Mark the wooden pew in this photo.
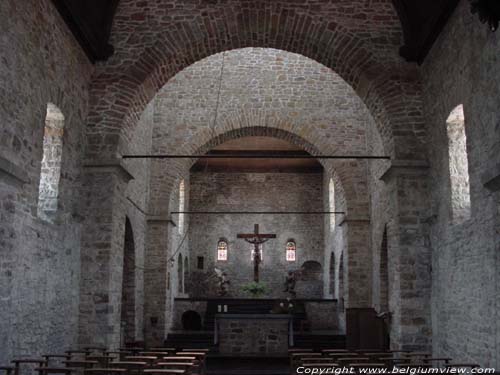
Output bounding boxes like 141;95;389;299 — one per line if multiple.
422;357;452;365
84;369;127;375
62;360;99;369
12;359;48;375
109;361;148;374
143;370;185;375
154;363;194;375
124;357;158;366
446;364;481;369
34;368;76;375
0;367;15;375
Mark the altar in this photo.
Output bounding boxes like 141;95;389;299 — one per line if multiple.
214;313;293;355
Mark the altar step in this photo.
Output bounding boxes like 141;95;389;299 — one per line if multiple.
164;331;214;350
203;299;307;331
293;332;346;351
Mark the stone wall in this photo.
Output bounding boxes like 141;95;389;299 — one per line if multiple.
421;0;500;367
0;0;93;363
187;172;324;299
218;316;290;355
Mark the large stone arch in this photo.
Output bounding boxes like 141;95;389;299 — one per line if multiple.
86;1;425;161
148;124;366;220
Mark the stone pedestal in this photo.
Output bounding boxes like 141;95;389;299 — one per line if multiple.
215;314;291;355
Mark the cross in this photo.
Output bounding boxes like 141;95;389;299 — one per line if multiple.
237;224;276;283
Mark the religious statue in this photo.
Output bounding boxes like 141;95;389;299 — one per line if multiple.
283;268;303;298
214;267;230;297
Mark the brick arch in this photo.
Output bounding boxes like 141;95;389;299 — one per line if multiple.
149;124;368;219
87;5;425;161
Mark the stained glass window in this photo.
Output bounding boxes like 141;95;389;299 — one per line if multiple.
217;240;228;261
286;240;296;262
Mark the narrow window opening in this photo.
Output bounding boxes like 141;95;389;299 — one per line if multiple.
38;103;65;221
197;256;204;270
329;178;336;231
446;104;471;223
178;179;185;233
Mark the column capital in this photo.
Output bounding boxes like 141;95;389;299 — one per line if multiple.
83;158;134;182
380;159;429;182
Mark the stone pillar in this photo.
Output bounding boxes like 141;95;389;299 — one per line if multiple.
483;169;500;369
0;156;29;364
143;217;172;346
381;160;432;351
339;219;371;308
78;160;133;348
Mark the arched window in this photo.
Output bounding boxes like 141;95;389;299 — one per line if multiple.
329;178;336;231
446;104;471;223
121;217;136;342
286;240;296;262
329;252;335;295
178;179;185;233
178;254;183;294
379;226;389;312
38;103;64;221
217;239;228;261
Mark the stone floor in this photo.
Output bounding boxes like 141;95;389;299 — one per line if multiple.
206;356;289;375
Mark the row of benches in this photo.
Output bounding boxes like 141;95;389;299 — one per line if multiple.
0;347;210;375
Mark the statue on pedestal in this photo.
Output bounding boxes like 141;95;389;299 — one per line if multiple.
214;267;230;297
283;268;303;298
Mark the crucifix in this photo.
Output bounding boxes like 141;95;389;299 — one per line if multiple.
237;224;276;283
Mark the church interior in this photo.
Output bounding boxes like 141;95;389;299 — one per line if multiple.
1;0;499;374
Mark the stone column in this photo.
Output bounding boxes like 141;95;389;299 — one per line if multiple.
339;219;371;308
143;217;173;346
381;160;432;351
78;160;133;348
483;169;500;369
0;156;29;364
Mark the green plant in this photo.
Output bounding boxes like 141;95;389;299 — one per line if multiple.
241;282;268;298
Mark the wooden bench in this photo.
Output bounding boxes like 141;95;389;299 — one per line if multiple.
34;367;77;375
12;359;48;375
124;357;158;365
422;357;452;365
109;361;148;373
338;357;371;366
446;364;481;369
62;361;99;369
0;367;15;375
155;362;194;375
84;369;127;375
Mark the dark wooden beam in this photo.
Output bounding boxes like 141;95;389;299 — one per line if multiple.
51;0;119;63
392;0;460;64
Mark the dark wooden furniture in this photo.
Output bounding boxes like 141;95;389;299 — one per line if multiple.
346;308;389;350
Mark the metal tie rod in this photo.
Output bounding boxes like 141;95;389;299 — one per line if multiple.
171;211;346;215
122;154;390;160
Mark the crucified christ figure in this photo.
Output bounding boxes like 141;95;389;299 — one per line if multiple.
237;224;276;283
